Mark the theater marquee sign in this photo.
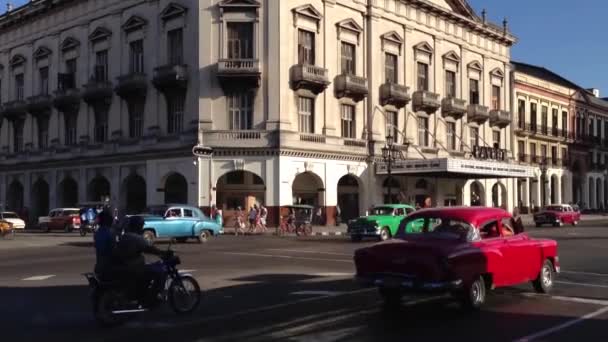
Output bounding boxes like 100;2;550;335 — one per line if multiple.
376;157;535;179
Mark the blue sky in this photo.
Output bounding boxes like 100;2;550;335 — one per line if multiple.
468;0;608;95
5;0;606;94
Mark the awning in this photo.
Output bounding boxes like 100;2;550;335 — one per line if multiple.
376;158;535;179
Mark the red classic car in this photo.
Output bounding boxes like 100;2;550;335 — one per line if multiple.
354;207;559;310
534;204;580;227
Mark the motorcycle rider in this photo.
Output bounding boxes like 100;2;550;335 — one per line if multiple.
93;209;118;280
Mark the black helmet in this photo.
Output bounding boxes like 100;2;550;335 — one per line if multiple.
126;215;145;234
96;209;114;228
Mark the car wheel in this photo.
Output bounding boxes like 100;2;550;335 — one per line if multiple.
379;287;402;310
143;230;156;245
460;276;486;310
533;259;555;294
379;227;391;241
40;224;50;233
572;220;579;227
553;220;562;227
350;235;362;242
197;230;211;244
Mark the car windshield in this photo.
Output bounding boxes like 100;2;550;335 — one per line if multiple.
2;212;19;219
545;206;564;211
370;207;394;215
396;215;478;241
64;210;79;216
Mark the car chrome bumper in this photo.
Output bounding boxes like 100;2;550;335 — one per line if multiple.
347;228;380;236
355;275;463;292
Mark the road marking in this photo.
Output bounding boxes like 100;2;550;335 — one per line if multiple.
290;291;343;296
22;275;55;281
220;251;351;263
522;293;608;306
513;306;608;342
561;270;608;277
556;280;608;289
266;249;352;256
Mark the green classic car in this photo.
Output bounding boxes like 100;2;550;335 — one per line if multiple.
347;204;416;242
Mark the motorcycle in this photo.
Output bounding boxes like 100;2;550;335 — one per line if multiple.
83;245;201;326
80;222;98;237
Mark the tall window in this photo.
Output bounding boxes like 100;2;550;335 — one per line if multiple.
518;141;525;162
561;147;568;164
94;108;108;143
129;40;144;74
385;53;397;83
551;146;557;164
589;118;594;138
605;121;608;141
13;120;24;153
228;92;253;130
95;50;108;81
168;93;186;134
417;62;429;91
562;111;568;137
298;29;315;65
530;142;537;161
492;130;501;148
418;116;429;147
446;122;456;150
491;85;501;110
541;106;548;135
341;104;355;138
530;103;537;132
14;73;24;100
60;58;77;90
168;28;184;64
469;79;479;104
128;101;144;138
541;145;547;164
517;99;526;129
551;108;558;135
469;126;479;149
227;23;253;59
39;67;49;95
386;110;398;141
298;96;314;133
340;42;355;74
37;116;49;149
445;70;456;97
64;114;77;146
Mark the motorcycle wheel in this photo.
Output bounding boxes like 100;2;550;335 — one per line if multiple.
168;275;201;315
94;291;128;327
80;229;87;237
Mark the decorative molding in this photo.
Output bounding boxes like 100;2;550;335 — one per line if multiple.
292;4;323;33
413;41;433;54
60;37;80;52
9;54;26;68
161;2;188;22
304;161;313;172
88;26;112;43
233;159;245;170
468;60;483;71
413;41;433;64
33;46;52;60
336;18;363;45
443;51;460;64
218;0;260;10
490;67;505;78
380;31;403;52
122;15;148;33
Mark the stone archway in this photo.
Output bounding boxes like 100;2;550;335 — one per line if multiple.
58;177;78;207
6;180;24;211
470;181;484;206
32;178;50;220
491;182;507;209
292;172;324;207
87;176;111;203
216;170;265;211
164;172;188;204
121;174;147;214
337;174;360;222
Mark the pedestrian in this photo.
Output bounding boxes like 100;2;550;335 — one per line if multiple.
248;205;258;233
210;204;217;220
315;207;323;225
335;205;341;226
259;205;268;232
511;207;524;234
215;206;223;227
423;196;433;209
235;206;245;236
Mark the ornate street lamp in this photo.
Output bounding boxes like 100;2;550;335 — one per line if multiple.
382;134;403;204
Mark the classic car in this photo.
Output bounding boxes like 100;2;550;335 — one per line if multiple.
140;205;222;245
0;211;26;230
347;204;416;242
534;204;580;227
354;207;559;310
38;208;81;232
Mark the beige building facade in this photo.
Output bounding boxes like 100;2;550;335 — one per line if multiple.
0;0;534;226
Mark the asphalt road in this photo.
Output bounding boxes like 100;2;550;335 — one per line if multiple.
2;222;608;342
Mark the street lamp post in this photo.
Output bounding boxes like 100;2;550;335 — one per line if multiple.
540;161;548;207
382;135;403;204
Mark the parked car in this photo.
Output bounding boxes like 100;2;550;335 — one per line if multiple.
354;207;559;310
534;204;580;227
0;211;26;229
140;205;223;245
347;204;415;242
38;208;81;232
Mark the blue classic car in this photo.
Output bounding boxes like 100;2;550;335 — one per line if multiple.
140;205;223;245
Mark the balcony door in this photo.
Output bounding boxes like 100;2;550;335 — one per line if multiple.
227;23;253;59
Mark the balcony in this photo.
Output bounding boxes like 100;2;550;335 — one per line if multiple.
1;100;27;121
216;59;261;91
53;88;80;113
379;83;410;109
467;104;490;124
115;73;148;99
489;109;511;128
26;94;53;116
334;74;368;102
153;64;188;93
202;130;278;148
441;97;467;120
412;91;441;114
82;79;113;106
289;64;330;95
514;123;531;137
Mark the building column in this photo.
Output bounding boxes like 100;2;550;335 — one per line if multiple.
48;170;57;210
535;176;542;210
581;176;589;209
78;168;87;203
524;178;531;212
556;176;562;205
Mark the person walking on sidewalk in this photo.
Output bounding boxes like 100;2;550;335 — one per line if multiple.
248;205;258;233
234;206;245;236
335;205;341;227
259;205;268;233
